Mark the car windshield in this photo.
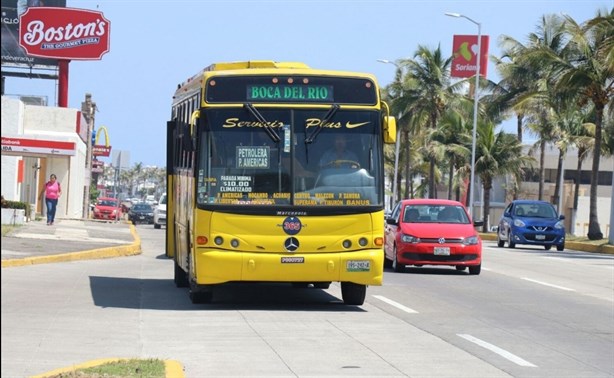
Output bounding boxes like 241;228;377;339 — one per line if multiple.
133;204;153;211
514;203;557;218
403;204;469;224
98;199;118;207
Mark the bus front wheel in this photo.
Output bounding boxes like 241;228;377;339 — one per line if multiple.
341;282;366;305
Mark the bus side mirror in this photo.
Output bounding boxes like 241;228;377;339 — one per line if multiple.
383;116;396;144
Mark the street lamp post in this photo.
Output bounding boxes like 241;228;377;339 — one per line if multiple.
445;12;481;219
377;59;402;209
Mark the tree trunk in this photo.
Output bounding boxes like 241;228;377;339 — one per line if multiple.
587;108;603;240
481;177;492;233
517;114;523;143
571;148;585;235
447;163;454;200
538;142;545;201
552;149;564;207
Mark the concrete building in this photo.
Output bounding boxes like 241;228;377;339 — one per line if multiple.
1;96;88;220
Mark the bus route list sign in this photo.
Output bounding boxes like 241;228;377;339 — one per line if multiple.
236;146;269;168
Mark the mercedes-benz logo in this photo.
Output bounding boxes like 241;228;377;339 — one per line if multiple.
284;237;299;252
438;237;446;244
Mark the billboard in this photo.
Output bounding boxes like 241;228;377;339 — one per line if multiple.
1;0;66;68
450;35;489;78
19;7;110;60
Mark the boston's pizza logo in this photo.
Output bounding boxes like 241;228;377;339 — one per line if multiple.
19;7;110;60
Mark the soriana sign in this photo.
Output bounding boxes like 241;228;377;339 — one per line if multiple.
451;35;489;78
19;7;110;60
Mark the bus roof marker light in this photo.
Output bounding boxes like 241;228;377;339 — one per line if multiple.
214;236;223;245
272;77;278;83
287;78;294;84
303;78;309;84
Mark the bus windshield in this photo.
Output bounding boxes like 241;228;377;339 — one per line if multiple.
196;108;383;209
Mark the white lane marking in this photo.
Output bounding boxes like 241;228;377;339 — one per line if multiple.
372;295;418;313
542;256;614;270
521;277;576;292
458;334;537;367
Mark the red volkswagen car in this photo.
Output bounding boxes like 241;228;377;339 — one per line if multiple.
93;197;123;221
384;199;483;274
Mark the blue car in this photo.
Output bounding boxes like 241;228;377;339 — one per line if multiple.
497;200;565;251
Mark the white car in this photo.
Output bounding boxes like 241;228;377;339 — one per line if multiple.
153;193;166;229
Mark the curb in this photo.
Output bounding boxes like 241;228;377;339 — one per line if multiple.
30;358;185;378
1;222;142;268
479;233;614;254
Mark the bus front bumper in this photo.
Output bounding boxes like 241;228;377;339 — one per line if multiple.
193;248;384;286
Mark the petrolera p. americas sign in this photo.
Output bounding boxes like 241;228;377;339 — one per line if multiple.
19;7;110;60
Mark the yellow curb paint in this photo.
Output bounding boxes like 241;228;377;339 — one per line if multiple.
31;358;185;378
2;223;142;268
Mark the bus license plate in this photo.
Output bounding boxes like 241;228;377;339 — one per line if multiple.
434;247;450;255
347;260;370;272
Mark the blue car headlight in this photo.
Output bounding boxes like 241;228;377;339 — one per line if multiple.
554;220;564;230
401;234;420;243
513;218;526;227
462;236;479;245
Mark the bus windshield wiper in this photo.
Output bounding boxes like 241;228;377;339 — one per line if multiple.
305;104;340;144
244;103;281;143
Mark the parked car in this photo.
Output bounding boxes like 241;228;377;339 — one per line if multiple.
384;199;483;274
153;193;166;229
497;200;565;251
128;203;154;225
93;197;122;221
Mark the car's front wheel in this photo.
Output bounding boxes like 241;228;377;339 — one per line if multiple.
468;264;481;275
497;234;505;248
392;245;405;273
556;243;565;251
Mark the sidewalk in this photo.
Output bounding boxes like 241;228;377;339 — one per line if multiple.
1;218;141;268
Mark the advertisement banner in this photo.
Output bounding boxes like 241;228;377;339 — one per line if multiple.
450;35;489;78
19;7;110;60
0;0;66;67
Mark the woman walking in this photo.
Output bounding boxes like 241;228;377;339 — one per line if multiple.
40;174;61;225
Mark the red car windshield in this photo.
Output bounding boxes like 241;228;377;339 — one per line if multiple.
403;205;469;224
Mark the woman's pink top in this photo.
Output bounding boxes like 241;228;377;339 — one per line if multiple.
45;181;61;200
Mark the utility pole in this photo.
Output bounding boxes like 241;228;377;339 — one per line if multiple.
81;93;96;219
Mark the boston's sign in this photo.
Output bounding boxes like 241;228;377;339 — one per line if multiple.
19;7;110;60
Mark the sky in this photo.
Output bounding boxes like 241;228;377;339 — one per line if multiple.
3;0;611;168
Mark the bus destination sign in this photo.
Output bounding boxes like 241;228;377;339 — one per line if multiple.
247;85;333;102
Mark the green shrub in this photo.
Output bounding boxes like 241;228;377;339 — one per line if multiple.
1;200;31;217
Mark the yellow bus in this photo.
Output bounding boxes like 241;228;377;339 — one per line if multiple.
167;61;396;305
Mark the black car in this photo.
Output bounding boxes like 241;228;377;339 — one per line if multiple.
128;203;154;225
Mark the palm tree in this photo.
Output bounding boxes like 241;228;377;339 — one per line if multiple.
474;120;536;232
429;109;471;200
529;10;613;239
396;44;462;198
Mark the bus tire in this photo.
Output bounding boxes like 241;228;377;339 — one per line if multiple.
341;282;366;305
174;258;188;288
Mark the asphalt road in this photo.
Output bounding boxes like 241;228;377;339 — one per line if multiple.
2;224;613;378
